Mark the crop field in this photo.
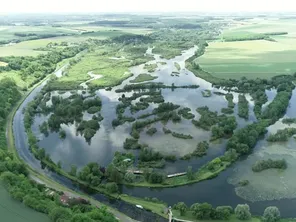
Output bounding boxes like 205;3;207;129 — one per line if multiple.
0;25;77;42
197;19;296;79
0;24;153;57
0;184;50;222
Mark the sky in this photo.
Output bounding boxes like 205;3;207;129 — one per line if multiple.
0;0;296;13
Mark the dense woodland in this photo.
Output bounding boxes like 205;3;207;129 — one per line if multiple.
0;149;118;222
0;79;21;147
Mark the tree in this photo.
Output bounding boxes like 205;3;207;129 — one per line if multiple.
149;171;165;184
106;165;122;183
187;166;194;180
215;206;233;220
70;165;77;177
235;204;251;220
71;213;93;222
263;206;280;222
191;202;213;220
49;207;72;222
175;202;187;216
106;182;118;194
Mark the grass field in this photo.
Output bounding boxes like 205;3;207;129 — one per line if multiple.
0;24;152;57
197;19;296;79
59;47;132;87
0;70;36;89
0;183;50;222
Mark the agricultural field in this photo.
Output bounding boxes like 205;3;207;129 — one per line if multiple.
0;24;152;57
0;184;50;222
197;19;296;79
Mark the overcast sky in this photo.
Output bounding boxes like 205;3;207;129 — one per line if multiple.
1;0;296;13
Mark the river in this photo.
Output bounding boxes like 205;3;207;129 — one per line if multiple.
13;46;296;218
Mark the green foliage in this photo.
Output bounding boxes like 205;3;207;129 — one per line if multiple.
191;202;213;220
174;202;187;216
215;206;233;220
206;158;222;171
49;207;72;222
130;74;157;83
238;180;249;187
235;204;251;220
146;127;157;136
0;79;21;148
227;120;269;155
225;93;235;108
263;206;281;222
0;149;117;222
282;118;296;125
148;171;166;184
252;159;287;172
192;141;209;157
123;138;142;150
105;182;119;194
221;107;234;114
192;106;219;130
106;165;123;184
252;89;268;119
261;90;292;123
78;162;103;186
139;148;163;163
238;94;249;119
39;122;49;136
171;132;193;139
267;128;296;142
69;165;77;177
187;166;194;180
59;129;66;139
178;107;195;119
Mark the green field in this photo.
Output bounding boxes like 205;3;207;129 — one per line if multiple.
59;47;132;87
197;19;296;79
0;184;50;222
0;25;152;57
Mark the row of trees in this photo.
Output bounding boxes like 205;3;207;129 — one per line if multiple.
2;44;87;88
252;159;287;172
173;201;281;222
0;149;118;222
0;79;22;148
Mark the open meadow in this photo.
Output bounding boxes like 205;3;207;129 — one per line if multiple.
197;18;296;79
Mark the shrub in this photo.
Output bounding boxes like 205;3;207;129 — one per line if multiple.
106;182;119;194
215;206;233;220
252;159;287;172
263;206;281;222
235;204;251;220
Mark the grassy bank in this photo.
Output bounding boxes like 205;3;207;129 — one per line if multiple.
124;161;231;188
130;73;158;83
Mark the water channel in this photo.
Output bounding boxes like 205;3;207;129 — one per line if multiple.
13;46;296;218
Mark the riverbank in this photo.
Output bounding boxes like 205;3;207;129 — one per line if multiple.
4;65;139;222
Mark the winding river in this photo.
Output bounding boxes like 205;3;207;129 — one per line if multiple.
13;46;296;219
